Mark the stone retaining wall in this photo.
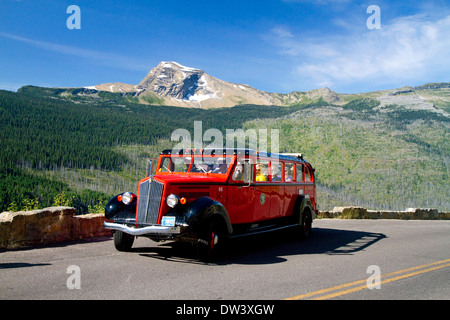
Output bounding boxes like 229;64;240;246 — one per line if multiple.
318;206;450;220
0;207;110;249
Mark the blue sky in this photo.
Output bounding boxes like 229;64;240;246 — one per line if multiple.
0;0;449;94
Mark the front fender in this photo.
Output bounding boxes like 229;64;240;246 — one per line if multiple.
181;197;233;234
104;193;137;221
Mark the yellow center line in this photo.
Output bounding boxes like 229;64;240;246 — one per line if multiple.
314;262;450;300
285;258;450;300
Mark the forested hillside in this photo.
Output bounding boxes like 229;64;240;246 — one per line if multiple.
245;99;449;210
0;86;448;213
0;87;306;213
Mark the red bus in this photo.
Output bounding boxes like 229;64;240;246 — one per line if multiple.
104;148;317;260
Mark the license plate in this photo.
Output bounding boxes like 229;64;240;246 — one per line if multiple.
161;216;176;227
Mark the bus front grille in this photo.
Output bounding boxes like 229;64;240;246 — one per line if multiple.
136;179;164;225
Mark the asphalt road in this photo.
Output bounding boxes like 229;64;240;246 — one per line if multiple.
1;219;449;300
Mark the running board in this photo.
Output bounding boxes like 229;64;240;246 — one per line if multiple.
230;223;299;239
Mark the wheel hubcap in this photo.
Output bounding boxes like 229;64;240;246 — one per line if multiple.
210;232;219;249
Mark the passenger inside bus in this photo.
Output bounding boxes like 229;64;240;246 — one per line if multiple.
270;163;282;181
255;163;267;181
285;163;294;182
232;163;244;180
211;158;229;174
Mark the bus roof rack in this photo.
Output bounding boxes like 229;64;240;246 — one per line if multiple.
161;149;307;162
280;153;303;160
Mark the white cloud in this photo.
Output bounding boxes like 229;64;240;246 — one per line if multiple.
268;13;450;91
270;27;302;57
0;32;150;72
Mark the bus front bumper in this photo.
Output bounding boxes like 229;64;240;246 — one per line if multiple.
103;221;181;236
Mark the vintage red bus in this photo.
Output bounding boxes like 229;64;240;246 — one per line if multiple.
104;148;317;260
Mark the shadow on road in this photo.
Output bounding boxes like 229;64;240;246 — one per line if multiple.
0;262;52;269
136;227;386;265
0;235;113;253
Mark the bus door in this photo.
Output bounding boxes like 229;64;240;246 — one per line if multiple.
227;158;257;224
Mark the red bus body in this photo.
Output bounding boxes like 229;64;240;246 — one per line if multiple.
104;148;317;259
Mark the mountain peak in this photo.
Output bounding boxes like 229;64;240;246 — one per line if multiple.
157;61;202;73
137;61;216;102
88;61;342;108
305;87;340;104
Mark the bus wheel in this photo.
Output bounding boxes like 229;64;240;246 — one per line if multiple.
300;211;312;239
114;231;135;252
197;219;224;262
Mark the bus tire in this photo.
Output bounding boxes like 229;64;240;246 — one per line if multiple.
114;231;135;252
299;210;312;239
197;218;226;262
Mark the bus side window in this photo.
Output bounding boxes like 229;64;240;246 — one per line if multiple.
305;165;312;182
285;163;294;182
270;161;282;182
296;164;304;182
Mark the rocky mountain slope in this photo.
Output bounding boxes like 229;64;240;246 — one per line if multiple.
84;61;343;108
81;61;450;115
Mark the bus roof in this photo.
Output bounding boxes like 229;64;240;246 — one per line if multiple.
161;148;310;164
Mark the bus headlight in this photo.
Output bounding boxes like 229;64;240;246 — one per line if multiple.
166;194;179;208
122;192;133;205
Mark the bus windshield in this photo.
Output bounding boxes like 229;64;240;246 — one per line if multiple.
158;155;232;174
